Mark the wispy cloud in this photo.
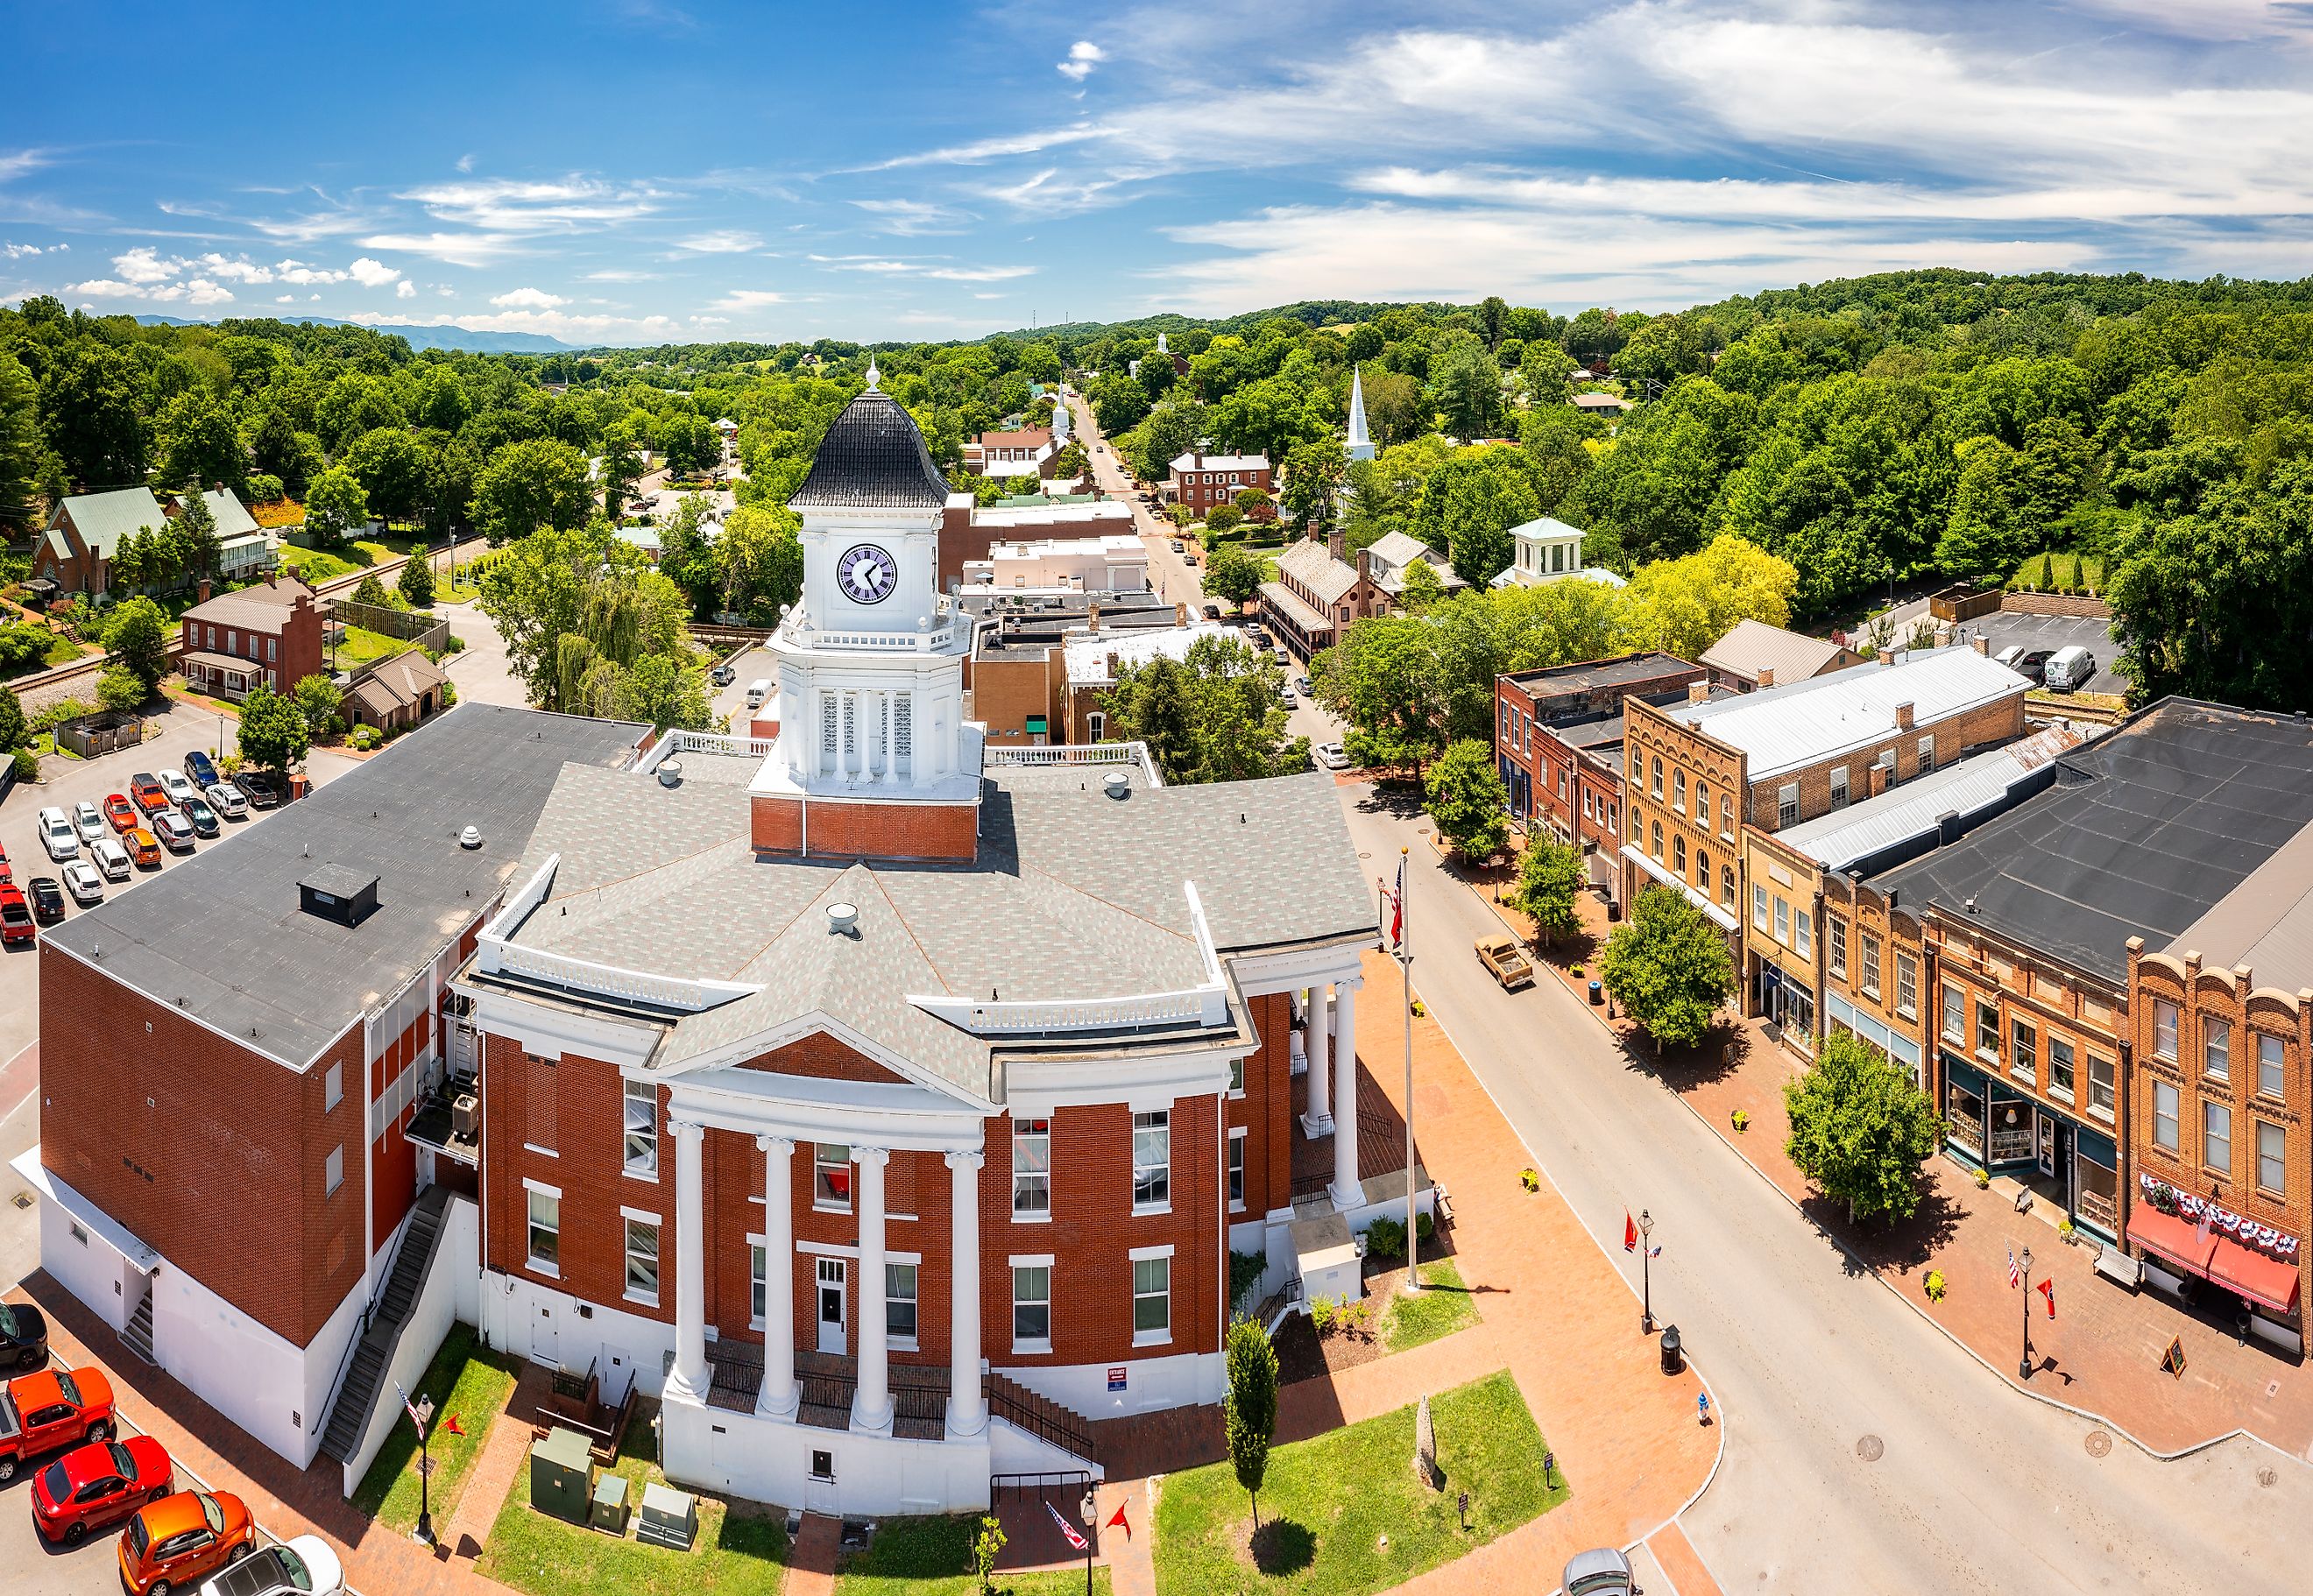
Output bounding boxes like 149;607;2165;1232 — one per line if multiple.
670;230;762;254
707;288;790;311
849;198;973;236
1057;40;1106;81
855;124;1109;173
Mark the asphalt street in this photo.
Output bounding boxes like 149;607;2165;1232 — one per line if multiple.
1333;785;2313;1592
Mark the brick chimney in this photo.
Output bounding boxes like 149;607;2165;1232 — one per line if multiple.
1355;547;1371;587
1106;650;1121;680
1895;702;1915;731
1756;666;1776;689
1329;526;1347;563
1972;633;1990;655
1687;681;1709;704
1087;602;1101;633
1867;760;1890;799
1174;601;1187;625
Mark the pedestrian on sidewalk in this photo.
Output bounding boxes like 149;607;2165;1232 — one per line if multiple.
1697;1391;1712;1427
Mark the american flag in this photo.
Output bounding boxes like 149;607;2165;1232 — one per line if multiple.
2006;1245;2020;1289
1047;1500;1089;1551
1380;851;1407;950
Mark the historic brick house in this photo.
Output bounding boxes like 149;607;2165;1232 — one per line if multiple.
1257;528;1386;659
19;370;1395;1519
178;573;324;701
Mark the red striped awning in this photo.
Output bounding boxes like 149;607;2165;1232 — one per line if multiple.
2208;1236;2302;1316
2126;1206;2217;1278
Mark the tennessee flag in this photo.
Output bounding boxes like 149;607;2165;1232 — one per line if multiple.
1623;1212;1637;1252
2039;1278;2056;1319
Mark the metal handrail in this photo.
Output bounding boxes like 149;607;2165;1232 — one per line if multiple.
990;1470;1092;1501
986;1383;1095;1463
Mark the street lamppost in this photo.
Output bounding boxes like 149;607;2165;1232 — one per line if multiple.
1638;1210;1656;1333
1078;1487;1097;1596
2017;1243;2034;1381
413;1393;437;1545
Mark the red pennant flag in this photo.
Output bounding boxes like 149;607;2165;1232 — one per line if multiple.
1623;1212;1637;1253
1106;1500;1130;1539
442;1414;466;1437
2038;1278;2055;1319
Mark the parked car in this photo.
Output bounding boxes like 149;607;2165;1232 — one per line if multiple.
92;837;132;881
708;663;736;688
37;806;79;861
127;830;162;868
1994;646;2054;687
1277;685;1298;707
157;769;200;808
118;1488;255;1596
2044;645;2097;691
1273;646;1291;667
152;812;195;853
1169;538;1185;552
129;773;171;817
237;771;283;809
182;749;220;788
1295;674;1313;696
1314;741;1348;770
0;1366;116;1483
62;862;104;906
0;1301;47;1370
28;876;67;922
196;1532;343;1596
105;794;140;833
1562;1548;1637;1596
180;795;221;838
0;884;32;946
72;800;109;845
30;1434;173;1546
1201;603;1220;620
204;783;248;821
1475;935;1536;991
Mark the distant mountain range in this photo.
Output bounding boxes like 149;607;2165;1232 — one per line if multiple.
134;314;582;355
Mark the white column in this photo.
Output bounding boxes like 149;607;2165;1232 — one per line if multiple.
880;691;896;783
666;1119;710;1403
851;1147;893;1434
756;1134;799;1420
944;1148;987;1437
1329;978;1362;1210
1301;984;1334;1138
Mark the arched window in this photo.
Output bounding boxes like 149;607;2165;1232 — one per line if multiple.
1651;820;1664;860
1673;835;1687;874
1651;755;1665;801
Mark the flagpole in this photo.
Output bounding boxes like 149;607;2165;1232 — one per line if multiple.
1401;846;1420;1296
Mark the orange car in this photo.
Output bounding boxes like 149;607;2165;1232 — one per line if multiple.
127;830;162;868
104;794;139;834
119;1487;254;1596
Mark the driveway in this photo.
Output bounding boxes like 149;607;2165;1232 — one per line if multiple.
0;701;358;1084
1952;611;2124;694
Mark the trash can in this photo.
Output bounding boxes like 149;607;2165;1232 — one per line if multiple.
1659;1324;1684;1375
1588;980;1603;1006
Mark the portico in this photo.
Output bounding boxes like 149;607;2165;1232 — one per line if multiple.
1296;977;1366;1208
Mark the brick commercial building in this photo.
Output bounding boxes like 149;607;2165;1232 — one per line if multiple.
1620;645;2030;948
178;573;324;701
1258;529;1385;660
937;491;1134;590
1167;450;1272;517
23;372;1406;1520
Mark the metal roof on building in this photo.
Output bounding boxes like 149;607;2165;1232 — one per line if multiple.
1669;646;2029;780
1697;618;1851;686
1064;622;1234;685
53;487;166;561
1872;700;2313;985
1776;724;2090;872
789;387;951;512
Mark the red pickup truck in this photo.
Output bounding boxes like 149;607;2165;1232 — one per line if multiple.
0;1366;116;1482
0;882;32;947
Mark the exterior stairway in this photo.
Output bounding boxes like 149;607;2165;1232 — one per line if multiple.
120;1293;155;1365
318;1185;452;1465
984;1370;1100;1468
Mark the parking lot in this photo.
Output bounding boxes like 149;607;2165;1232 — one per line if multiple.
1954;610;2125;695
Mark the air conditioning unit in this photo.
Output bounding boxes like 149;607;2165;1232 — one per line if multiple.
450;1091;480;1140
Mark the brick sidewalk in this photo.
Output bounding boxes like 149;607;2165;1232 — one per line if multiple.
439;1366;550;1562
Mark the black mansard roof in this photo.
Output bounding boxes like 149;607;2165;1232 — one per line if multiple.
789;386;951;512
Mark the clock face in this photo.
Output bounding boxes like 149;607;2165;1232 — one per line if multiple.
836;543;899;605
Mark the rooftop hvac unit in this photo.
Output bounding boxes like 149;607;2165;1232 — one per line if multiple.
451;1091;480;1140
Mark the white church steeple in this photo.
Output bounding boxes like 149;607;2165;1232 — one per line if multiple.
1345;364;1374;462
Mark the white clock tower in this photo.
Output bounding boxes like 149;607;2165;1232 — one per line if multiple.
748;365;983;856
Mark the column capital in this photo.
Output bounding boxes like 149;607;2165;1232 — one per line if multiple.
756;1133;796;1155
944;1148;985;1172
668;1117;708;1141
852;1145;890;1167
1340;975;1367;992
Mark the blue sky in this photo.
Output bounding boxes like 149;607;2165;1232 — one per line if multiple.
3;0;2309;345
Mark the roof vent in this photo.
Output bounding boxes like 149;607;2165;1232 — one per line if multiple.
1965;896;1978;915
658;759;684;788
827;902;859;936
459;825;483;850
1104;770;1130;799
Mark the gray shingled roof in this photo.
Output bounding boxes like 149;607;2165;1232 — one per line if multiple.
789;389;951;511
46;704;645;1068
1276;538;1359;607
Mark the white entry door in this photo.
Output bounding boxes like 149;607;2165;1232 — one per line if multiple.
534;1303;559;1370
817;1258;848;1356
2037;1113;2057;1178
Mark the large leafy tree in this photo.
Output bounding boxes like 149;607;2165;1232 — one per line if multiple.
1424;738;1510;859
303;466;371;547
344;427;431;527
39;343;149;488
1623;534;1798;660
1101;635;1306;783
480;524;624;708
1430;335;1504;441
1201;543;1270;610
713;505;804;623
173;487;222;580
1512;836;1586;947
1278;438;1343;530
237;682;312;776
1783;1030;1941;1225
470;438;594;544
1562;378;1758;566
1409;447;1543;588
0;349;46;534
1599;886;1735;1050
104;597;172;694
155;390;246;494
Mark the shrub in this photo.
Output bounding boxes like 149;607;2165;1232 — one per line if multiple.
1228;1248;1267;1306
96;666;145;714
1731;1108;1750;1132
1973;1167;1990;1190
1924;1269;1947;1302
1518;1168;1538;1192
11;745;36;783
1364;1217;1407;1258
245;473;286;504
1206;505;1244;533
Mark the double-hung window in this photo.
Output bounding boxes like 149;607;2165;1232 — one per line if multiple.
1828;916;1848;980
1894;951;1918;1020
1753;885;1770;933
1773;897;1790;946
1976;1000;2000;1061
1013;1119;1051;1217
2203;1101;2232;1176
2258;1121;2286;1197
2011;1019;2037;1083
1673;835;1687;874
1860;933;1882;1000
749;1245;767;1324
1777;783;1800;829
1941;983;1963;1042
527;1185;560;1271
1012;1263;1051;1349
1830;766;1850;809
1795;908;1813;959
1651;756;1664;801
1227;1127;1247;1211
815;1143;852;1211
625;1217;660;1303
1132;1111;1171;1210
2087;1055;2115;1118
2153;1082;2179;1152
1132;1252;1171;1342
2154;1000;2178;1061
2203;1018;2231;1082
2259;1034;2286;1099
623;1081;657;1175
887;1262;918;1344
2049;1037;2076;1099
1673;770;1687;814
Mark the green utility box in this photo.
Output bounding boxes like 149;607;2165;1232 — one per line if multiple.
530;1426;598;1525
590;1469;632;1535
637;1481;698;1550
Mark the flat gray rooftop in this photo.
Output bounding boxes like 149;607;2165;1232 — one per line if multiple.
46;703;644;1069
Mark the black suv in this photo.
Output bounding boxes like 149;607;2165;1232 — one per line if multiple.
0;1301;48;1370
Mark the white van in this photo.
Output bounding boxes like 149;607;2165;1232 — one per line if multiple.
744;678;773;710
2043;646;2097;691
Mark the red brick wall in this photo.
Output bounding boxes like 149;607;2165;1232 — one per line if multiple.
39;946;366;1347
1230;992;1292;1218
751;795;979;861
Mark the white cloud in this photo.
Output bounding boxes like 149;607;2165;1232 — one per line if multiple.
275;259;349;286
64;279;135;297
400;176;664;231
848;198;973;236
276;293;295;302
185;279;234;305
490;286;568;309
584;268;660;281
708;288;789;311
857;124;1110;172
3;242;47;258
110;247;181;285
1057;40;1106;81
455;152;477;173
396;279;416;298
349;257;401;287
195;253;275;284
358;232;522;267
671;230;762;254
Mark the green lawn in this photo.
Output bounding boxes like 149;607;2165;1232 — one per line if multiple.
279;545;363;583
835;1515;1112;1596
1378;1261;1479;1354
335;626;407;671
477;1407;788;1596
350;1324;519;1533
1152;1372;1563;1596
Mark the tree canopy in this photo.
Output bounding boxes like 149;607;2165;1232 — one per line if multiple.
1782;1030;1942;1225
1101;634;1308;783
1599;886;1736;1050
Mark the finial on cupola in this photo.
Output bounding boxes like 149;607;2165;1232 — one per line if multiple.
866;356;881;391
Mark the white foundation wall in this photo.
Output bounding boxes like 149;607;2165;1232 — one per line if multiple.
34;1197;133;1336
148;1252;364;1470
661;1394;994;1515
477;1268;675;1402
987;1415;1102;1479
337;1197;477;1497
994;1348;1221;1418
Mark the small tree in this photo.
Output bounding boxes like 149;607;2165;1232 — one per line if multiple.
303;466;370;547
174;488;222;580
970;1514;1005;1596
237;682;311;776
294;673;343;737
1224;1317;1279;1529
2038;551;2055;590
0;683;23;752
1423;737;1510;860
1206;504;1244;533
1512;837;1586;947
1599;885;1735;1050
350;572;394;611
1783;1030;1942;1225
1203;543;1269;609
105;597;171;695
97;666;145;714
398;551;436;610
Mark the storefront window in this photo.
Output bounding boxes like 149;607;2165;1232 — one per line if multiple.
1947;1081;1985;1156
2076;1148;2118;1230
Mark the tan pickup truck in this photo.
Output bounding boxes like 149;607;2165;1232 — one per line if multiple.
1475;935;1535;991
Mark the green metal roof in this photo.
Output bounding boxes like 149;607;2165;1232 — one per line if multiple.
55;488;165;561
